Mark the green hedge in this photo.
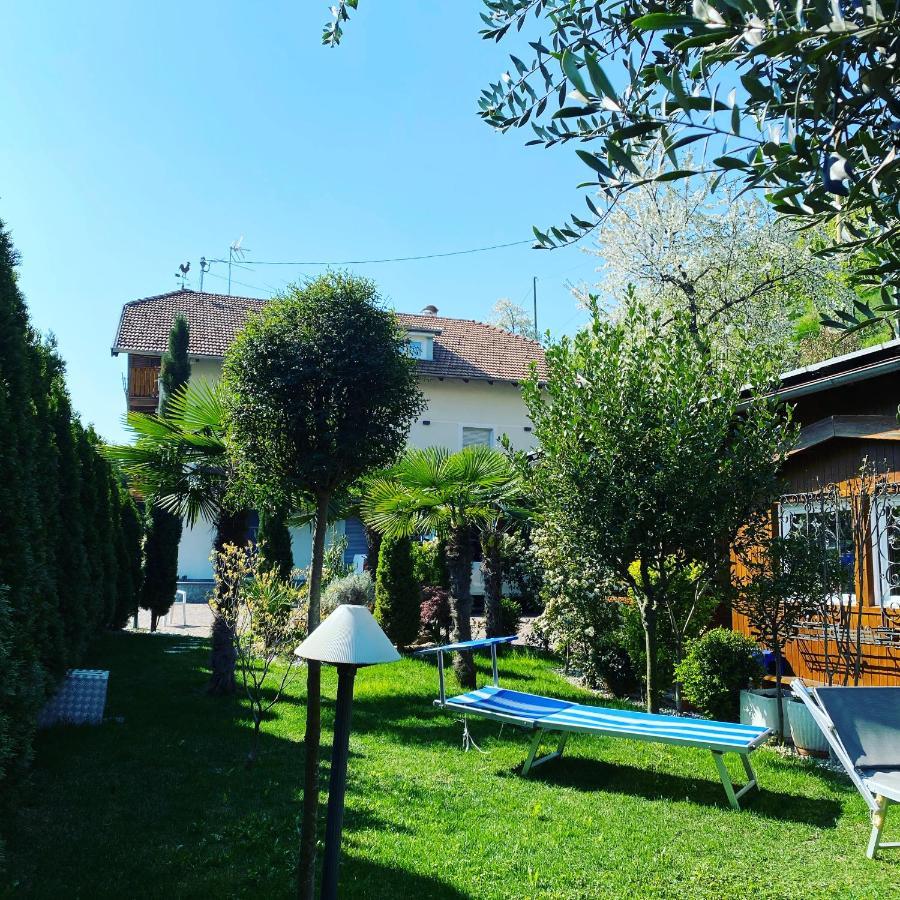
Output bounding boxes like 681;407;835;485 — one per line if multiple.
0;219;142;792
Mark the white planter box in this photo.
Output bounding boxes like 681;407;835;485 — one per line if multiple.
787;697;830;757
740;688;792;738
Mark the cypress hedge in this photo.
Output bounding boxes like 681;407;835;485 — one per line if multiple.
374;534;420;648
0;218;142;795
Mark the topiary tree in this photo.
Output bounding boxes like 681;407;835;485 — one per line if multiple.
735;531;844;739
676;628;762;723
221;272;424;900
374;535;420;648
141;314;191;631
523;295;794;712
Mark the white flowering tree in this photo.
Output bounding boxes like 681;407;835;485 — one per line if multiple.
579;175;863;365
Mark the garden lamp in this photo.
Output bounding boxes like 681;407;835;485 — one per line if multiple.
295;605;400;900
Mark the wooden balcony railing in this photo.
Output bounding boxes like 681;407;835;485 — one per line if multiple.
129;365;160;400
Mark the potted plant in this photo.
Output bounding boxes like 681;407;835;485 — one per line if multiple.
734;530;842;742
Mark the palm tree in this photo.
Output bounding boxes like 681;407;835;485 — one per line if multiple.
362;445;519;687
104;380;249;694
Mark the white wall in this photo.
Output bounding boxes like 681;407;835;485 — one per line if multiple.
408;378;537;452
168;360;536;580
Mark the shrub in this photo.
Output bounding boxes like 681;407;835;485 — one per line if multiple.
411;538;449;589
498;597;522;637
321;572;375;618
419;586;452;643
530;524;636;696
374;535;420;648
675;628;762;722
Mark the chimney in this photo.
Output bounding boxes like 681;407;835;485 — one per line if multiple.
421;304;438;316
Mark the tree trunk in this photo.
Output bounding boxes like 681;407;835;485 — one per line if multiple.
297;491;330;900
481;529;503;638
149;610;158;632
642;602;659;713
446;524;475;688
363;523;382;575
207;508;249;696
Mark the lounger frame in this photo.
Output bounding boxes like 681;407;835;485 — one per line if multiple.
418;637;770;811
791;679;900;859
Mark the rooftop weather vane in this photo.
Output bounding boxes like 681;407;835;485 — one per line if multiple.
175;261;190;289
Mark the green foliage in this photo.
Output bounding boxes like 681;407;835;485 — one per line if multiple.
498;597;521;638
257;505;294;582
623;559;721;700
0;218;142;792
158;314;191;415
223;272;424;513
321;572;375;619
140;314;191;627
374;535;420;648
411;538;449;589
113;482;143;630
676;629;763;723
735;532;844;673
524;296;793;710
211;544;306;764
531;524;635;696
140;505;182;625
363;445;520;683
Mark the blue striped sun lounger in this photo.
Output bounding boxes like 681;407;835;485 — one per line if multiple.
417;637;771;810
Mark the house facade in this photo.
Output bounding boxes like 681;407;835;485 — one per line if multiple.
732;339;900;686
112;290;546;592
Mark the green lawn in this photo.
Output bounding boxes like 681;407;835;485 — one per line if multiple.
2;633;896;899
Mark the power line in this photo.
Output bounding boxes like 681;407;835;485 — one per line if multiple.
207;237;533;268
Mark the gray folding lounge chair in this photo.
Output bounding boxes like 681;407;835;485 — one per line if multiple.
791;679;900;859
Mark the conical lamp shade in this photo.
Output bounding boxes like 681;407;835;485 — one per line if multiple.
295;605;401;666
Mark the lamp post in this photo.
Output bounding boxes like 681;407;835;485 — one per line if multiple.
295;605;400;900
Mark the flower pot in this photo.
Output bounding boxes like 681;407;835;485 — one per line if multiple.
787;696;830;758
739;688;792;738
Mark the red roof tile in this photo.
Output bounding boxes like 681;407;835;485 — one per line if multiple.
113;290;547;383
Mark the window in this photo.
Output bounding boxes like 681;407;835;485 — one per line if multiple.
779;502;855;603
872;496;900;608
405;332;434;360
462;426;493;448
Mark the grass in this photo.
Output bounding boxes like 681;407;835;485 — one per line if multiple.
1;633;897;899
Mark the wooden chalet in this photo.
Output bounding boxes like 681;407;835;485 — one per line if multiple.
732;339;900;686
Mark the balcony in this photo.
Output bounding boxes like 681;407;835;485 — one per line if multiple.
128;360;160;412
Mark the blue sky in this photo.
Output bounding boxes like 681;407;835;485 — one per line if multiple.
1;2;597;441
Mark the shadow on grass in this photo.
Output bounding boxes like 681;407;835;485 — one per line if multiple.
339;857;468;900
500;755;843;827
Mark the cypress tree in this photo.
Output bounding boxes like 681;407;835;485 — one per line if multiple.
26;339;66;676
141;314;191;630
374;535;420;648
48;378;91;663
257;505;294;581
0;220;45;773
112;480;143;630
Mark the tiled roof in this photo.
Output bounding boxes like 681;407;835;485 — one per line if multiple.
113;290;547;383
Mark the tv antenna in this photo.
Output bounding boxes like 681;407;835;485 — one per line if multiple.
227;236;250;296
198;256;211;292
175;261;190;289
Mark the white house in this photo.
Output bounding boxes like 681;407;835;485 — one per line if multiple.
112;290;546;594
